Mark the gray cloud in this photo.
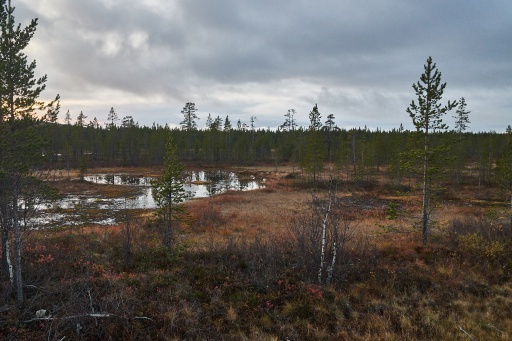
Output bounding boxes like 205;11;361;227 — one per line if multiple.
14;0;512;131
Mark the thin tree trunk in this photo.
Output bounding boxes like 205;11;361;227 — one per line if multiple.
318;195;332;284
13;184;23;306
326;241;337;284
422;122;430;245
166;197;173;253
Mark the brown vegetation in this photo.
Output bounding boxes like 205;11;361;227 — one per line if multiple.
1;165;511;340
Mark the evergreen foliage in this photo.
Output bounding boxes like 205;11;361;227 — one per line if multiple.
302;104;325;182
0;0;60;305
405;56;457;244
453;97;471;184
151;135;187;253
180;102;198;131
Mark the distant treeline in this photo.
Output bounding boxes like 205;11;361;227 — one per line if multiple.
37;119;510;185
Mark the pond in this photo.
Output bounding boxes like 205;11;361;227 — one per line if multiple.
31;171;265;228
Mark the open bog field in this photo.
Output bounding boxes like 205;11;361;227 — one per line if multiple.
2;165;512;340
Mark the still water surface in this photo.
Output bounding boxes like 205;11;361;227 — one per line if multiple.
32;171;264;228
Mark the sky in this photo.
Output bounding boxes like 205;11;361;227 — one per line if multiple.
14;0;512;132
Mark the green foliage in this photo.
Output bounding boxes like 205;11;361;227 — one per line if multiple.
0;0;60;305
302;104;325;181
180;102;198;131
152;135;186;208
495;133;512;226
453;97;471;134
495;129;512;187
457;233;507;263
385;202;400;220
151;134;188;252
405;56;457;244
280;109;297;131
406;57;457;133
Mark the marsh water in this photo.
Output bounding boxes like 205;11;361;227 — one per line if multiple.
32;171;264;228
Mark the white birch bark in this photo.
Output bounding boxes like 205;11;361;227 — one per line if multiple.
318;196;332;284
326;241;337;284
13;184;23;306
5;239;13;285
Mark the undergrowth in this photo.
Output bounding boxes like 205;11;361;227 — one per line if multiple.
1;180;512;340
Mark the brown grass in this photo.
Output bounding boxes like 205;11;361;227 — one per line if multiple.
2;165;512;340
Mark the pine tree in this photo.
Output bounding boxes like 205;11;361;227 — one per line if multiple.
107;107;119;161
0;0;60;305
406;56;457;244
212;115;223;131
75;111;87;127
64;110;72;125
206;113;213;128
453;97;470;135
323;113;337;162
223;115;232;131
180;102;198;131
107;107;118;129
280;109;297;131
453;97;471;184
302;104;325;182
151;135;187;253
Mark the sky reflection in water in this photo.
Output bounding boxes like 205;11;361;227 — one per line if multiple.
32;171;264;228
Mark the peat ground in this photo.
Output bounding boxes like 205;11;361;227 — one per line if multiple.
1;165;511;340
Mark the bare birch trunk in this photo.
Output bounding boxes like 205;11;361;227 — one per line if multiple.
5;238;13;285
1;223;11;281
326;241;337;284
318;196;332;284
13;184;23;306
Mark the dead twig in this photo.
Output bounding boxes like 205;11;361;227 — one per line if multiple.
458;325;476;341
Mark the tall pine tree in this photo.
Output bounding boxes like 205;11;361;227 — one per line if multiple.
302;104;325;182
0;0;60;305
406;56;456;244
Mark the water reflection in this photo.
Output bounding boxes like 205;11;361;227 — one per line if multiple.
84;174;152;186
34;171;264;228
184;171;262;197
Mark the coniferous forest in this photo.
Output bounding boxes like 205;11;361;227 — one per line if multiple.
38;111;511;185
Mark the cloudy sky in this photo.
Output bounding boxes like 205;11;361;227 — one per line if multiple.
15;0;512;131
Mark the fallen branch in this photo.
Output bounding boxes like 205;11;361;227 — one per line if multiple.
458;325;476;341
23;312;153;323
133;316;154;321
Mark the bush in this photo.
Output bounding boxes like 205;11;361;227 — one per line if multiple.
449;214;512;243
286;191;376;286
449;215;511;265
